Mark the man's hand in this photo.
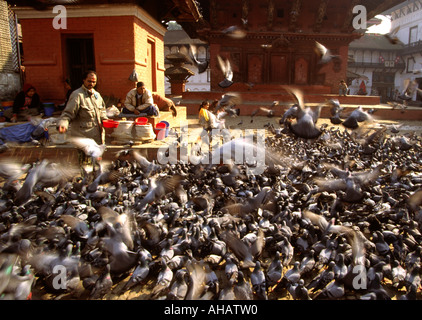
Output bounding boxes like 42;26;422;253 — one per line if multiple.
134;109;140;115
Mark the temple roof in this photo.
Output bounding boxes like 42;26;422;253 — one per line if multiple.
349;33;404;51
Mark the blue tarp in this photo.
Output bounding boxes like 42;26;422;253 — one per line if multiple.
0;122;39;143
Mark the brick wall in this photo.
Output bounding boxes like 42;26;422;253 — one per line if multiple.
19;7;165;104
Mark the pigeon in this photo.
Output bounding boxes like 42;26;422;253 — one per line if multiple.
222;25;247;39
137;174;183;210
283;261;301;285
118;149;161;178
59;214;90;240
313;275;345;300
234;270;253;300
69;136;106;170
122;257;150;291
150;259;173;299
327;99;344;125
259;107;275;118
218;283;236;300
1;264;35;300
90;264;113;300
217;55;234;88
101;226;138;275
280;104;299;126
312;164;383;203
341;106;374;129
198;263;218;299
384;25;403;45
314;41;341;64
299;249;316;275
224;257;239;286
360;273;390;300
214;92;242;114
283;87;322;139
250;261;267;300
387;101;407;113
288;278;312;300
86;164;123;193
185;259;208;300
188;44;208;74
167;269;189;300
0;254;17;296
307;261;335;293
0;159;30;192
266;251;283;289
14;160;79;206
221;231;255;268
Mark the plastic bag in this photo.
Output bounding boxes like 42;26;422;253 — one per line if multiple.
129;69;139;82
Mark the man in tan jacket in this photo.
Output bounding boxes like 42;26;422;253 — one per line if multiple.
123;81;160;117
58;70;108;145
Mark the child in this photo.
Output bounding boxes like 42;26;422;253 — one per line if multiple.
339;80;348;96
198;100;220;131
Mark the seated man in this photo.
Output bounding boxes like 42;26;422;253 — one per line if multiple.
152;93;177;118
122;81;159;117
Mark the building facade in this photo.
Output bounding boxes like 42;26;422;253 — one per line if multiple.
348;33;405;103
181;0;404;94
389;0;422;103
164;24;210;94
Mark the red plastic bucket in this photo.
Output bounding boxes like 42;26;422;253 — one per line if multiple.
154;122;167;140
103;119;119;128
159;120;170;137
135;117;148;125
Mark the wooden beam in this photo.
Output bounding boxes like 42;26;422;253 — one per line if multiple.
242;0;250;25
313;0;329;33
267;0;274;30
288;0;302;32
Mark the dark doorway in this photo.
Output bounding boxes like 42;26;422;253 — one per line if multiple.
270;54;289;83
64;35;95;91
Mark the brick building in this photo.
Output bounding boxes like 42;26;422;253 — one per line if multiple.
10;1;201;104
179;0;405;94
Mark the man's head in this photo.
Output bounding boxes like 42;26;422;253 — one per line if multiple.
136;81;146;95
83;70;97;90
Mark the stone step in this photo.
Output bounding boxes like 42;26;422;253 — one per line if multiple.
174;92;422;120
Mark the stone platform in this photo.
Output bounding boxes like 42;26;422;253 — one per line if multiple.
176;89;422;121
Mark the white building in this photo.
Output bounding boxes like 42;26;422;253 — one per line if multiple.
388;0;422;103
164;23;210;94
348;33;405;103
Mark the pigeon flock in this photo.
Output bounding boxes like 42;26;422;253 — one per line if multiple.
0;89;421;301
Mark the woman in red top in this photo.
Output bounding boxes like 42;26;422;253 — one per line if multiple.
9;83;43;122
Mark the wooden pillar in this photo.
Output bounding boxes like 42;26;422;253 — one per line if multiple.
242;0;249;27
